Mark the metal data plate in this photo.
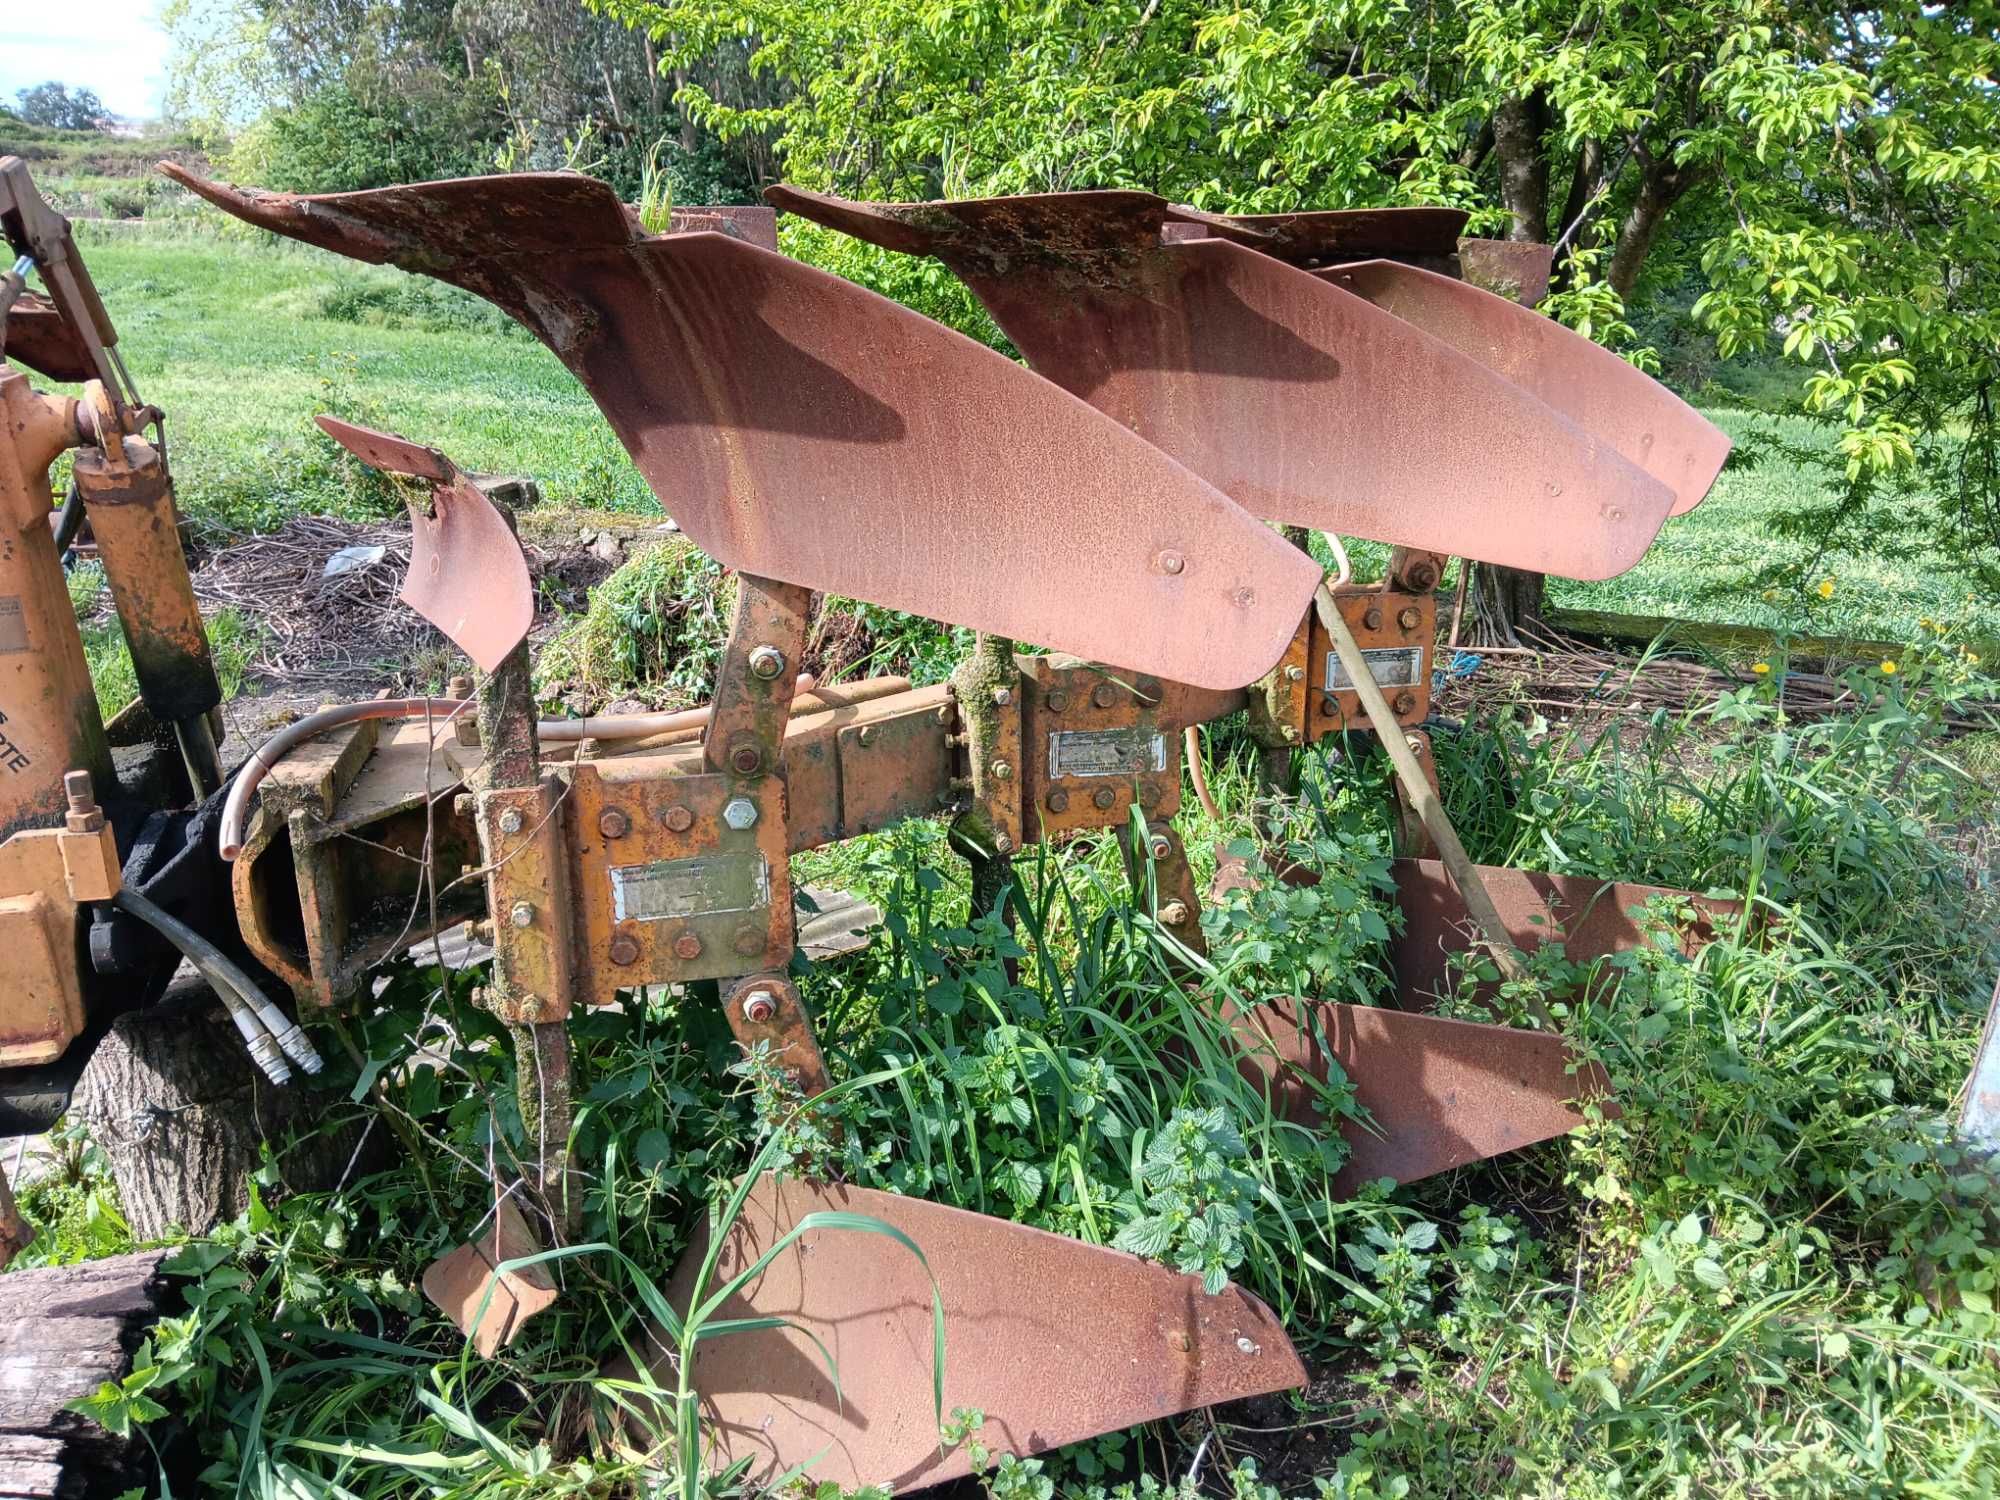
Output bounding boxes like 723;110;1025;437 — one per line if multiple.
1047;728;1167;778
610;851;771;922
1325;646;1424;694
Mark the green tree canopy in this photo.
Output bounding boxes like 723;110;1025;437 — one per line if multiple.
15;82;108;131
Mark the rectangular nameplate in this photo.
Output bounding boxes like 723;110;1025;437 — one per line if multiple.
1325;646;1425;694
0;598;27;654
611;851;770;922
1048;729;1167;779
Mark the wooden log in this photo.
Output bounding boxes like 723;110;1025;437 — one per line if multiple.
0;1249;174;1498
1547;606;1998;668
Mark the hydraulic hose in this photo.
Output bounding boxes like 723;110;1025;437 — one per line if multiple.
110;887;325;1082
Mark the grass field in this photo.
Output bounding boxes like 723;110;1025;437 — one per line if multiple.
45;219;1990;654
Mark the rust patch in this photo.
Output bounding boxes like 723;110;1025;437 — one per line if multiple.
422;1195;559;1356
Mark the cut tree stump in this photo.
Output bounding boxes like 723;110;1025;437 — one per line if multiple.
69;980;368;1241
0;1248;175;1498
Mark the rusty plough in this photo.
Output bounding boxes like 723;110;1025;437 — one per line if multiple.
132;166;1731;1489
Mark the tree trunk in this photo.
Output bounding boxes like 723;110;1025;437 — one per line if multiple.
1469;93;1557;645
0;1249;176;1497
1490;92;1550;243
1608;154;1704;300
68;982;367;1241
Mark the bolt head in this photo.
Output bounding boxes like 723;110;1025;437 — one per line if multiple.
741;990;776;1024
1092;682;1117;709
1394;691;1417;715
598;807;631;839
1148;834;1172;860
1046;789;1069;813
1161;900;1190;926
993;833;1013;854
1321;695;1339;715
1408;563;1440;591
509;901;535;929
730;744;763;776
497;808;525;835
935;704;954;724
1406;735;1427;755
747;645;785;679
857;724;876;747
1398;607;1422;631
733;926;765;957
991;759;1012;781
663;804;693;833
62;769;93;806
992;687;1013;707
1156;549;1185;575
1046;690;1068;713
1092;786;1117;810
722;796;758;830
1284;664;1305;682
673;932;703;961
1364;608;1383;631
608;933;641;966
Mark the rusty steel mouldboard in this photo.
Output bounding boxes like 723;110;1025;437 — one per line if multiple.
1226;999;1613;1195
768;185;1678;582
316;417;533;672
1321;261;1729;515
615;1176;1306;1493
164;167;1319;692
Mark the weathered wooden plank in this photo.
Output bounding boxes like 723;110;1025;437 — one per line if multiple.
0;1249;175;1499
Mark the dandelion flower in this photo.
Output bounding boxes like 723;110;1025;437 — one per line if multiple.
1968;652;1982;666
1817;577;1836;600
1879;659;1898;675
1752;661;1772;675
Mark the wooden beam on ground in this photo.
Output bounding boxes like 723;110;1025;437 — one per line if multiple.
1547;607;1997;669
0;1249;176;1497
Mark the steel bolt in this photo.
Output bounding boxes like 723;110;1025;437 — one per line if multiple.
991;759;1013;781
730;744;763;776
1161;900;1190;926
598;807;631;839
1406;735;1428;755
1284;664;1305;682
741;990;776;1024
663;804;693;833
992;687;1013;707
1140;783;1161;808
1394;691;1417;715
452;792;475;818
748;645;785;679
1156;549;1185;575
994;833;1013;854
608;933;641;966
509;901;535;929
1092;682;1118;709
1364;607;1383;630
497;808;525;835
1093;786;1117;810
857;725;876;747
722;796;758;830
448;674;474;699
1046;690;1069;713
1046;789;1070;813
1408;563;1440;591
1398;606;1422;631
674;932;703;961
1148;833;1172;860
935;704;954;724
733;926;765;957
63;770;103;832
1321;694;1340;715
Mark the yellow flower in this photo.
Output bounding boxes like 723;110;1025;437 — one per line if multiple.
1879;659;1898;675
1816;577;1836;599
1752;661;1772;675
1967;652;1982;666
